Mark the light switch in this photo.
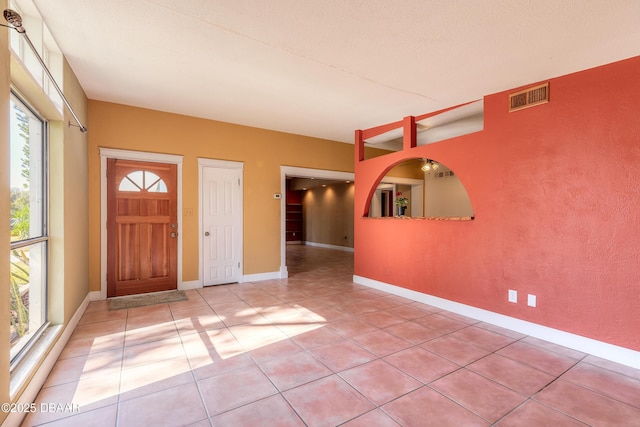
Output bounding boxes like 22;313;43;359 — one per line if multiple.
508;289;517;303
528;294;537;307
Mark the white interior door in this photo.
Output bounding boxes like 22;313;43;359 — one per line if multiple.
202;166;242;285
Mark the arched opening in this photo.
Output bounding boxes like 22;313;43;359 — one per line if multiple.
365;158;474;220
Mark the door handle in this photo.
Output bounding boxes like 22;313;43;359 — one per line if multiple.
170;232;177;238
204;232;210;236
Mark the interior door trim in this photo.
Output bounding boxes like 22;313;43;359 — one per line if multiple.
99;148;184;300
198;158;244;287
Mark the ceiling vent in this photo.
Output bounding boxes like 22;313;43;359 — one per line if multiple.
509;83;549;112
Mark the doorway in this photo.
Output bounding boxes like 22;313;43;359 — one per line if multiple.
279;166;354;278
106;159;178;297
99;148;184;300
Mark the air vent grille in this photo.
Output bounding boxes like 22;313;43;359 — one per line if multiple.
509;83;549;112
435;171;455;178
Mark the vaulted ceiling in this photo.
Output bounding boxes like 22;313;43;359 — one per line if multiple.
33;0;640;143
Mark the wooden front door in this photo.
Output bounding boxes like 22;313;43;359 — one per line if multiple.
107;159;178;297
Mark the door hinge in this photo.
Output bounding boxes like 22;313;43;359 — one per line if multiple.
238;262;240;268
238;178;240;186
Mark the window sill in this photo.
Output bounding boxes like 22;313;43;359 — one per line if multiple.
10;324;63;400
365;216;474;221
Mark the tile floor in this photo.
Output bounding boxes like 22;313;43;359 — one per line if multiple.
22;245;640;426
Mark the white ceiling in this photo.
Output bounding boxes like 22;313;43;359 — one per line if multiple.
32;0;640;143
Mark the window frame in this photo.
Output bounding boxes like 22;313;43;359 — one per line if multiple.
9;89;50;369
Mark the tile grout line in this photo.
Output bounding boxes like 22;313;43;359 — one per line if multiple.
172;308;211;425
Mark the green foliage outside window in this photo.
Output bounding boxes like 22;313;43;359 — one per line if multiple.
9;103;31;347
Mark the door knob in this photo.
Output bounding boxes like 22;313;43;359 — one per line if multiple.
204;232;210;236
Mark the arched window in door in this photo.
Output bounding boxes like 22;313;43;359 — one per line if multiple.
118;170;168;193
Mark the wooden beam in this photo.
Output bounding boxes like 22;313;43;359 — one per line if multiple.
414;100;479;122
355;129;364;161
403;116;416;150
361;119;403;140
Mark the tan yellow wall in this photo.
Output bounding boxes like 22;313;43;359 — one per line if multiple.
386;159;425;180
61;60;89;322
87;101;354;289
303;183;354;247
46;60;89;326
1;0;11;420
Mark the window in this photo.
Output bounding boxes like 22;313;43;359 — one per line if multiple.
119;170;168;193
9;92;48;364
8;0;64;113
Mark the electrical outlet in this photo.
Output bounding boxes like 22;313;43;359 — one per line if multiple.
528;294;537;307
508;289;517;303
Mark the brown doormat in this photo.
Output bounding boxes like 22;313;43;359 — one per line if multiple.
109;290;187;310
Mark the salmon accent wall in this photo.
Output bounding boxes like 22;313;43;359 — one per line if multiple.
87;101;355;290
354;56;640;351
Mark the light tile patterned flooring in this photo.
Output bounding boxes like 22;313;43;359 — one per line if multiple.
23;245;640;426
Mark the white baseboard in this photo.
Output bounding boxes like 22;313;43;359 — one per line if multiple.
4;293;91;427
304;241;354;252
243;271;282;282
180;280;202;290
354;275;640;370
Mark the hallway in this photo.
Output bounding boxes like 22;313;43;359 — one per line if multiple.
22;245;640;426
